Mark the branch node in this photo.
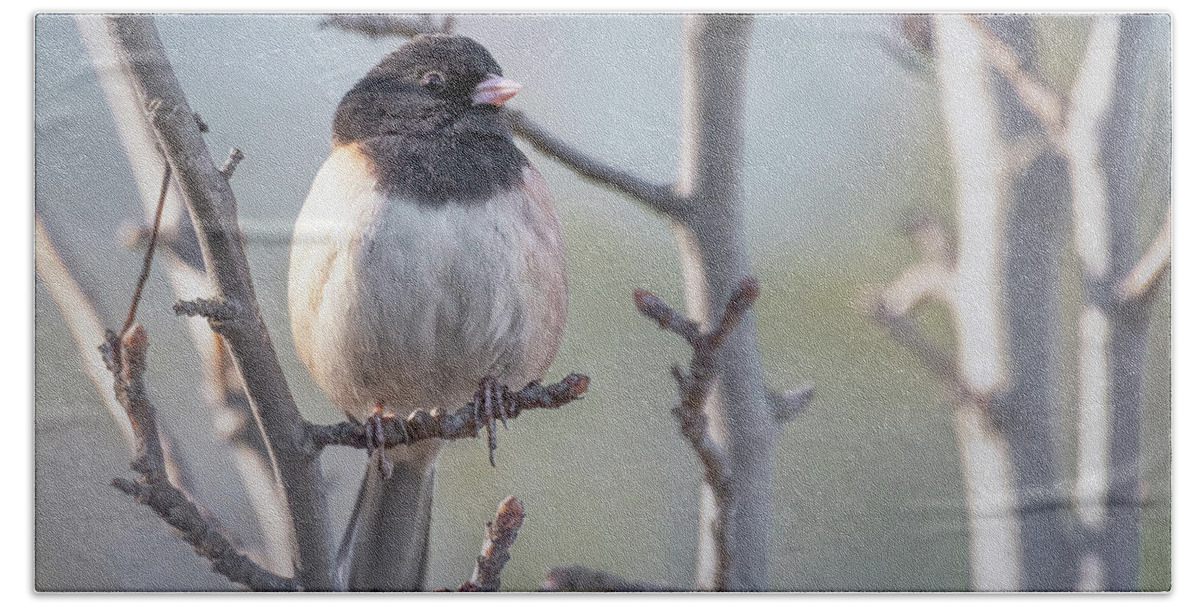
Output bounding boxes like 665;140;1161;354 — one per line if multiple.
458;496;525;592
771;383;816;424
633;277;760;590
103;325;294;590
173;297;241;333
218;148;244;180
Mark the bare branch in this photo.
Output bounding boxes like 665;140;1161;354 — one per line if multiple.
505;109;689;220
78;14;294;571
173;297;241;328
1116;208;1171;304
457;496;525;592
967;15;1066;135
634;277;760;591
865;294;963;395
670;15;775;590
863;211;962;393
307;374;589;452
319;13;445;38
541;566;670;592
103;326;296;591
105;15;333;589
119;164;172;340
35;215;134;448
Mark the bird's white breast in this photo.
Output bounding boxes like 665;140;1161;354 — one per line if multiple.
288;145;566;421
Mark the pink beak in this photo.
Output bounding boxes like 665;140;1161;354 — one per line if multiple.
472;73;522;107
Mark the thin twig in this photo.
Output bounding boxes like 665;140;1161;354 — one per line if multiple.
102;326;296;591
307;374;590;453
633;277;760;591
319;13;445;38
770;384;815;424
865;296;964;397
218;147;244;180
119;164;172;339
862;213;965;398
457;496;525;592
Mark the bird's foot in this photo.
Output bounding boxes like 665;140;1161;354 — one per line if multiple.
366;402;395;480
471;376;508;467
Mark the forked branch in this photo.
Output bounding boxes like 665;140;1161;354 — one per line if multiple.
102;326;296;591
633;276;761;591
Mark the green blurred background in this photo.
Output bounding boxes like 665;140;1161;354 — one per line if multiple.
34;14;1170;591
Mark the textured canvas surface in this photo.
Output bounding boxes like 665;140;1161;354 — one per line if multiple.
33;13;1171;592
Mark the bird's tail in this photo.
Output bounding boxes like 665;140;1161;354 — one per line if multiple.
336;448;436;591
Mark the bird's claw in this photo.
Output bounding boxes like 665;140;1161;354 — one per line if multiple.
472;377;507;467
367;403;395;480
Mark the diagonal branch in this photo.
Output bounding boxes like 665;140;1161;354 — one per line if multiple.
104;15;332;589
504;109;689;220
633;276;760;591
102;326;296;591
307;374;590;452
1116;207;1171;304
967;15;1066;136
36;215;134;448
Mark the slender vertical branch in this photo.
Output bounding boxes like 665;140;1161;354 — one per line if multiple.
1063;14;1164;591
980;14;1077;592
669;14;775;592
102;15;332;589
1063;15;1121;591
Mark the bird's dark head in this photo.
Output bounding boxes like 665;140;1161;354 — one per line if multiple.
332;34;522;145
330;34;528;205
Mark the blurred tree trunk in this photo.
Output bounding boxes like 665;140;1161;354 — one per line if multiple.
888;13;1168;591
980;15;1077;591
930;14;1024;590
1067;15;1164;591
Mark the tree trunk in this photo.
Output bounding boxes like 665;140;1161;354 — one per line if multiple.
672;14;776;591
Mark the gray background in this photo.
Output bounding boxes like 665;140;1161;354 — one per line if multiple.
34;14;1171;591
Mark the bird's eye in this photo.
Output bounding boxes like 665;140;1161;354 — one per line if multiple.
421;71;446;92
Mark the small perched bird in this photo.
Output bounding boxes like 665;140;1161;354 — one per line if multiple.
287;34;567;591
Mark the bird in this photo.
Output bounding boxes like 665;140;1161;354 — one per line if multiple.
287;33;567;591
